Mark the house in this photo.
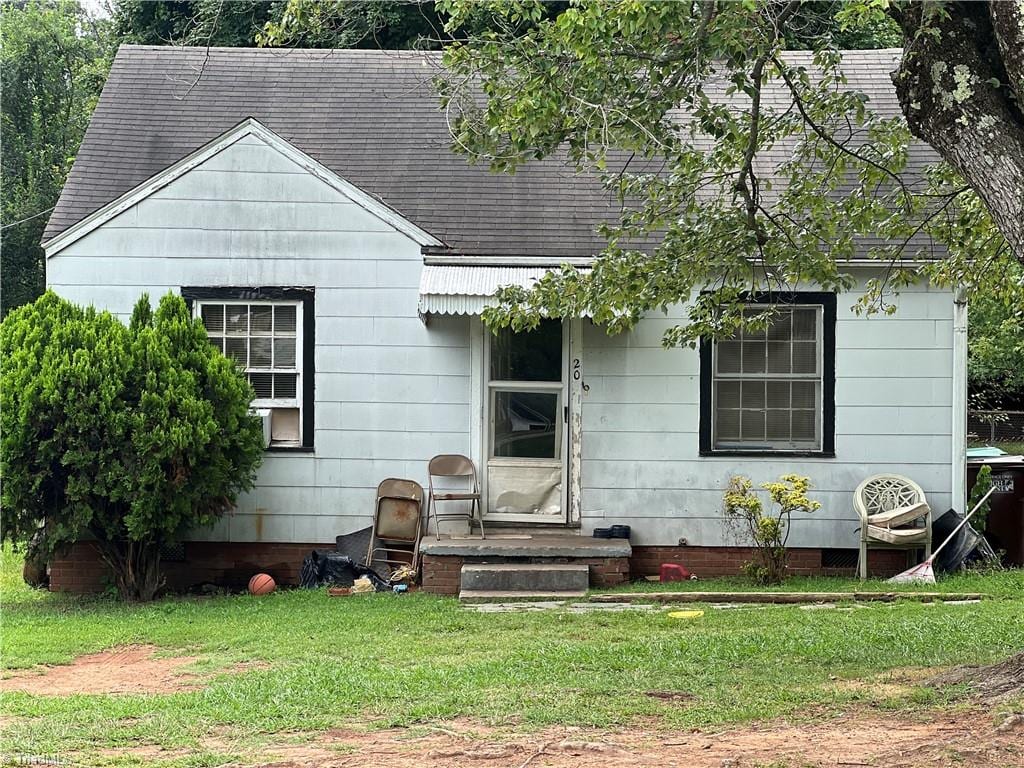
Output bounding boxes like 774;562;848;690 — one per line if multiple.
43;46;965;593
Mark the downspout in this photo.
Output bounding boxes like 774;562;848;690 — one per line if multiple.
951;285;968;512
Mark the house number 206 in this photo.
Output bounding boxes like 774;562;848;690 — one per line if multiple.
573;359;589;391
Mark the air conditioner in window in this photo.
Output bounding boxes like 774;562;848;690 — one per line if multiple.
254;408;272;448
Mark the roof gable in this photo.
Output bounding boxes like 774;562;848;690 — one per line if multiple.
44;117;442;257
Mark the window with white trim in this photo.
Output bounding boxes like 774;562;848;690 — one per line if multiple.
711;305;824;451
197;300;303;447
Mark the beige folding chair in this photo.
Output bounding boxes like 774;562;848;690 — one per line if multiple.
855;474;931;579
366;478;424;573
425;454;485;540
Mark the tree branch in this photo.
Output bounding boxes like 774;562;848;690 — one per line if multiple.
733;1;801;246
772;56;913;209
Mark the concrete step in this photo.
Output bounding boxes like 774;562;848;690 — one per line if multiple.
459;589;586;603
460;563;590;593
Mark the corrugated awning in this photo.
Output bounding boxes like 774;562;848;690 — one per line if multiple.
418;265;590;316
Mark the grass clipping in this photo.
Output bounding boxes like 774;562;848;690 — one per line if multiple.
929;650;1024;702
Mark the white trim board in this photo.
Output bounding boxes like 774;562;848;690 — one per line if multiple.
43;117;443;257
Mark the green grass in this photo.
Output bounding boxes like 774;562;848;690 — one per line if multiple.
600;570;1024;597
1;546;1022;767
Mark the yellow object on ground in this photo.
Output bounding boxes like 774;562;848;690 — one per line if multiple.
351;576;375;594
667;610;705;620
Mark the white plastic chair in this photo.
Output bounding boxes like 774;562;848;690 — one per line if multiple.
854;474;931;579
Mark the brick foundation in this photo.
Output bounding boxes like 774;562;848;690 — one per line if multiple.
421;554;463;595
630;546;911;579
48;541;334;594
48;543;109;594
50;541;914;595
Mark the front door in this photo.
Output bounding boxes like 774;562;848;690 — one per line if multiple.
483;320;568;524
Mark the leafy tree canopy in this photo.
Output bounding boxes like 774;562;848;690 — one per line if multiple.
0;292;265;600
259;0;570;49
0;0;532;317
4;1;1019;400
259;0;447;49
0;0;112;316
423;0;1021;345
113;0;278;47
115;0;461;50
968;260;1024;408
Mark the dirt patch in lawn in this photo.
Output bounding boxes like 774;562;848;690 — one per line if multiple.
0;645;200;695
185;707;1023;768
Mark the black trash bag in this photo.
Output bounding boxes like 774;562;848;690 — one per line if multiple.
299;550;390;591
299;552;322;589
931;509;999;573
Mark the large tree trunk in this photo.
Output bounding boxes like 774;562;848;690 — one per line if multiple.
889;1;1024;262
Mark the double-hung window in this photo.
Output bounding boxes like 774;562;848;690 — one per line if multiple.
700;293;835;455
186;288;314;450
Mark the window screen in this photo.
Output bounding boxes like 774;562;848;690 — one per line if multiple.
198;300;302;446
712;306;822;450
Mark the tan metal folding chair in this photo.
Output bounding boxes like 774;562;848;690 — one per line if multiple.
366;478;424;573
425;454;485;540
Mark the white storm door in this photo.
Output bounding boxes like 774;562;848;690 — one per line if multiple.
483;320;569;524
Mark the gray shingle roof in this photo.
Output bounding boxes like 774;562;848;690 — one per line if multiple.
45;45;933;258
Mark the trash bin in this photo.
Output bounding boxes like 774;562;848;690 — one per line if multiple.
967;456;1024;566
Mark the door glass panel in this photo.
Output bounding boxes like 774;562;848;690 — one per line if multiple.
492;391;559;459
489;320;562;382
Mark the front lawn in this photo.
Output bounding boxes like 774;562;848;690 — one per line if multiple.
601;569;1024;596
1;547;1022;766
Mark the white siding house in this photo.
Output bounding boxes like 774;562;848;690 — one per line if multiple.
42;46;964;579
580;282;956;547
48;123;475;546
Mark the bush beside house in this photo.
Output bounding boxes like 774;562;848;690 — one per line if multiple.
0;291;264;600
723;474;821;585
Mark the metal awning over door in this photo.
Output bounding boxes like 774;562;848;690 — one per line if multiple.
417;265;591;317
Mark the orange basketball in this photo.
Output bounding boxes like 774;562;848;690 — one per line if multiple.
248;573;276;595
